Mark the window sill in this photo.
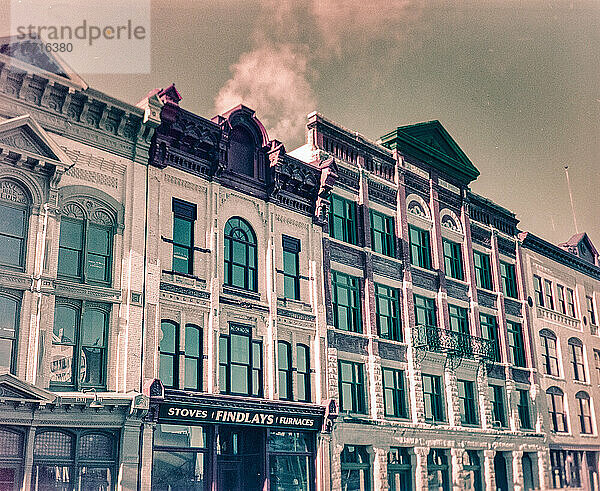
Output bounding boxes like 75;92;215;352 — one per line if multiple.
222;284;261;301
370;249;401;262
410;264;436;275
328;236;362;250
378;337;407;345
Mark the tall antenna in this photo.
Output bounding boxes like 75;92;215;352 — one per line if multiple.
564;165;579;234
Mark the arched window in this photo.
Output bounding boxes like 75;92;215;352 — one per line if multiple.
51;300;109;390
224;217;257;291
0;426;24;490
278;341;292;401
296;343;311;403
32;430;116;489
576;391;593;434
0;180;30;269
184;324;202;391
58;198;115;285
0;292;20;374
159;320;179;389
229;126;255;177
568;338;586;382
540;329;559;377
546;387;568;433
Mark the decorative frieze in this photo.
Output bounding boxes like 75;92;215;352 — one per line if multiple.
327;330;368;354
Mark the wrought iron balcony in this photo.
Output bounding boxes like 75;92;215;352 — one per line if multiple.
412;325;497;361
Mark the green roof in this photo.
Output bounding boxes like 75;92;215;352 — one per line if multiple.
380;120;480;185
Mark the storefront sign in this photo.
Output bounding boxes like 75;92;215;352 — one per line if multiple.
158;403;322;430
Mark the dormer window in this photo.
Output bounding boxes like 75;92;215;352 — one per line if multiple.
229;126;255;177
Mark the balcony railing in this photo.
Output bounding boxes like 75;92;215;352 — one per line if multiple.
412;325;497;361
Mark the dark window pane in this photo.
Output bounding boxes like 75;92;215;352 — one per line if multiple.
0;236;24;267
185;358;199;389
231;365;249;393
60;219;83;249
87;225;110;254
185;326;201;358
152;451;206;490
231;334;250;364
0;204;25;236
159;354;174;388
81;309;106;347
80;346;103;385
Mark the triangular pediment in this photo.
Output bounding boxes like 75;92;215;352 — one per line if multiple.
0;36;87;89
0;371;56;403
0;115;73;168
380;120;480;185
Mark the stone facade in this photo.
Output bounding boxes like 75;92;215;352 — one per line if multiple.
521;232;600;490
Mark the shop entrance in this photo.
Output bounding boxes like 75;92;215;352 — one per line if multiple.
216;426;265;491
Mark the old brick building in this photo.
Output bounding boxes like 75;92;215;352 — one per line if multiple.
289;113;548;491
521;231;600;490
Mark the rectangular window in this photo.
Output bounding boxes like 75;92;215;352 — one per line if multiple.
587;296;597;325
414;295;436;328
557;285;567;315
341;445;371;491
517;389;533;430
338;361;366;413
500;261;518;298
578;395;593;435
219;325;262;397
51;299;109;390
382;368;408;418
443;239;464;281
0;293;20;374
329;194;357;244
296;344;311;403
449;305;471;355
332;271;362;333
544;280;554;310
489;384;506;427
473;251;492;290
480;313;501;362
278;341;293;401
282;236;301;300
409;225;432;269
570;342;586;382
388;448;412;491
457;379;478;425
422;374;445;422
0;201;27;269
533;275;544;307
594;350;600;383
370;210;395;257
184;324;202;391
566;288;576;317
507;321;526;367
375;284;401;341
172;198;196;275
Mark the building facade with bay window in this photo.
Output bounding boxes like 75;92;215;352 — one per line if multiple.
0;37;155;490
289;113;548;491
520;231;600;490
138;87;337;491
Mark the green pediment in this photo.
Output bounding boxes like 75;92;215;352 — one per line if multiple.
380;120;480;185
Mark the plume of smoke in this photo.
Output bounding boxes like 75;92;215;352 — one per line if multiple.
214;44;316;140
214;0;422;141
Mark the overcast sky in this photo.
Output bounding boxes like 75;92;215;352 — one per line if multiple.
4;0;599;248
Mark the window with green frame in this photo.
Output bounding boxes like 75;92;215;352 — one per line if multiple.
51;299;110;390
0;291;21;374
219;324;262;397
171;198;196;275
480;313;501;362
457;379;478;425
329;194;358;244
375;284;401;341
408;225;432;269
449;305;469;334
473;251;492;290
500;261;518;298
331;271;362;333
507;321;526;367
224;217;257;291
422;374;445;422
517;388;533;430
414;295;436;328
282;236;300;300
382;367;408;418
58;205;114;285
489;384;506;427
370;210;395;257
338;360;366;413
443;239;463;280
0;180;29;270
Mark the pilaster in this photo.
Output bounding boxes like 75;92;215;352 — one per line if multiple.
483;449;496;491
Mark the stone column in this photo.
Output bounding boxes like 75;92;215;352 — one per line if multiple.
22;425;36;490
414;447;430;491
373;446;388;491
451;448;464;491
510;450;524;491
119;420;144;491
483;450;496;491
445;366;461;427
537;449;551;491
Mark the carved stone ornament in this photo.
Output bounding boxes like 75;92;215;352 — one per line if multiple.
61;198;115;225
0;180;29;205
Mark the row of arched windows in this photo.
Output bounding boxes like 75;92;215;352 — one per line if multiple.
546;387;594;435
540;330;588;382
